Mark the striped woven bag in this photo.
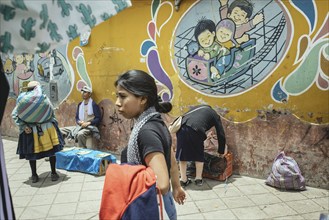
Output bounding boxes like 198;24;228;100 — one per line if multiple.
16;86;53;123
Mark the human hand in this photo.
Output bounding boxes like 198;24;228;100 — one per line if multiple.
81;121;91;128
219;0;228;6
172;186;186;205
240;34;249;43
24;126;32;134
204;53;210;60
253;13;264;26
217;145;228;157
198;49;204;57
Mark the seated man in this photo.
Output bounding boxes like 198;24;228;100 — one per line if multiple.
61;86;101;148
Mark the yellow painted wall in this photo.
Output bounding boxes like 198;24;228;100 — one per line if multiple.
64;0;328;124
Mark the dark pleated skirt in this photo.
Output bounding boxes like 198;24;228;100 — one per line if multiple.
17;122;64;160
175;125;205;162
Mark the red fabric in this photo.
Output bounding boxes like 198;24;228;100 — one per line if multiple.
99;164;157;220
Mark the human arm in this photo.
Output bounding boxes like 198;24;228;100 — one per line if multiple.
236;34;249;45
219;0;228;6
90;102;101;126
170;147;186;205
145;152;170;195
219;0;228;19
11;102;30;133
75;102;83;125
214;114;226;154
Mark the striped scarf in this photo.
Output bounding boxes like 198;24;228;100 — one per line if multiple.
127;107;159;164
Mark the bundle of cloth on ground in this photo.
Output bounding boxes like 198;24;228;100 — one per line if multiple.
65;125;100;141
55;148;116;175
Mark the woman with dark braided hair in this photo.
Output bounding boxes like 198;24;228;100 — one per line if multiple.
115;69;186;219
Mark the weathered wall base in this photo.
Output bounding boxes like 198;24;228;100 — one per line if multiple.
2;100;328;189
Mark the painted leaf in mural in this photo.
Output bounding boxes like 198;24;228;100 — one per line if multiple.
0;0;132;54
147;49;173;101
152;0;160;19
272;78;288;103
290;0;316;33
283;39;329;95
141;40;156;56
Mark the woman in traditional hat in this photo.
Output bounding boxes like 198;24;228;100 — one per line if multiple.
12;81;64;183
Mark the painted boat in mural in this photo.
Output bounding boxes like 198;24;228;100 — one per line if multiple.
186;39;256;87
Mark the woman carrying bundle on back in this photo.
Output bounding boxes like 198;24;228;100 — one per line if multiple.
12;81;64;183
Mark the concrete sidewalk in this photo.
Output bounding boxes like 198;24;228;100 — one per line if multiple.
2;138;328;219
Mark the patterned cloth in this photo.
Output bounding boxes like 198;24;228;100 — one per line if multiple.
15;85;54;124
32;122;59;153
0;0;132;54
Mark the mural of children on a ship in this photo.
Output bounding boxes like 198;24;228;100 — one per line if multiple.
174;0;288;96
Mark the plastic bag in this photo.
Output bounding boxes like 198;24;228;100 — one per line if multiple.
265;151;306;190
168;116;182;133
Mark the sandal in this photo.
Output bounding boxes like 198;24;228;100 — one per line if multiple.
180;178;192;187
194;179;203;186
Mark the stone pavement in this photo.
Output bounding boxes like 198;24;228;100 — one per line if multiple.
2;138;328;220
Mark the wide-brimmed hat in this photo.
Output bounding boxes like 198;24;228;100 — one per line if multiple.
26;81;40;89
81;85;92;93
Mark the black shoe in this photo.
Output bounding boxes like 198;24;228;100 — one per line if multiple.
51;173;59;181
195;179;203;186
180;178;192;187
31;174;39;183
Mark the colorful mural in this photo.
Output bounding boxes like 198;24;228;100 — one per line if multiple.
2;45;74;108
138;0;328;124
173;0;287;96
2;0;328;125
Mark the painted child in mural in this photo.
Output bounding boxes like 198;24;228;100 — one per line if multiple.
210;18;243;79
24;53;35;72
219;0;264;44
13;54;34;96
194;19;221;60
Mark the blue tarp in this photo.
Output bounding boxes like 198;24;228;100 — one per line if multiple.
56;148;116;175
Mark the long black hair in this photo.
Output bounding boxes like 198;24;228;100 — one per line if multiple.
114;70;172;113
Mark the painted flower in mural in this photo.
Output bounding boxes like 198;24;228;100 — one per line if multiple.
187;60;208;81
172;0;289;96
